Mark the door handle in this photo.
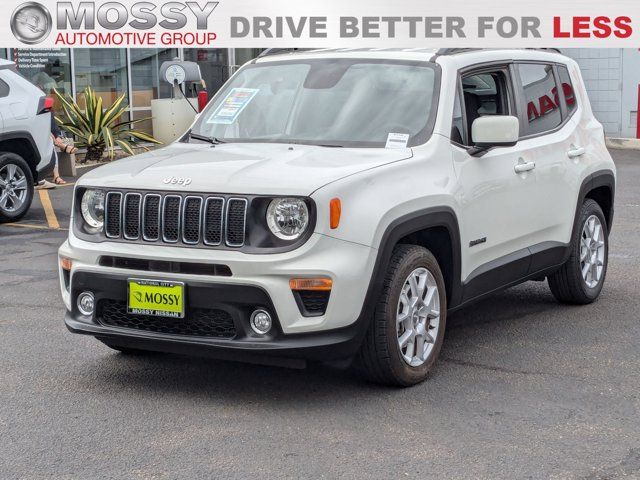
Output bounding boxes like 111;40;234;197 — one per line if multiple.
567;146;586;158
514;161;536;174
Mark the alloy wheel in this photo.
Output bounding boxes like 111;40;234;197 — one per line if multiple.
396;267;441;367
0;163;28;213
580;215;606;288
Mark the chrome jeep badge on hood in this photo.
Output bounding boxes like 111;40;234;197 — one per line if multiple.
163;176;192;186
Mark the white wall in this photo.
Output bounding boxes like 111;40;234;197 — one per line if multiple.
562;49;623;137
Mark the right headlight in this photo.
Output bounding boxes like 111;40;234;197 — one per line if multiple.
80;189;105;231
266;197;309;241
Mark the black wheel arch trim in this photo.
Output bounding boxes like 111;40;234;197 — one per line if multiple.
362;206;463;313
574;169;615;235
0;131;42;165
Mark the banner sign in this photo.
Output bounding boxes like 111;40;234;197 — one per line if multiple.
4;0;639;48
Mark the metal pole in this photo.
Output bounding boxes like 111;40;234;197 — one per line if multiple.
637;84;640;139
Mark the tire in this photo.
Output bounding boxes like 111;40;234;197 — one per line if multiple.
0;152;35;224
98;339;151;356
355;245;447;387
548;199;609;304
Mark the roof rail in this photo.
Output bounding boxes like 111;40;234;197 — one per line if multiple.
435;48;563;58
256;48;316;59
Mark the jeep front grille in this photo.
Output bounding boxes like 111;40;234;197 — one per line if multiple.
104;191;247;248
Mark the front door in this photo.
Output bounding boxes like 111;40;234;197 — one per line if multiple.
451;65;539;300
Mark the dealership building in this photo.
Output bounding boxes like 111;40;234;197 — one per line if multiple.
1;47;638;139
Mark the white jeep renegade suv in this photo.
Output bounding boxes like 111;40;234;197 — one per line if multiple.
59;49;615;386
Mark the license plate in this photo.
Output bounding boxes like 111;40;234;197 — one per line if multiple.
127;279;185;318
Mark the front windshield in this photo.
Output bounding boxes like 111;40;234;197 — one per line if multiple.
191;59;439;148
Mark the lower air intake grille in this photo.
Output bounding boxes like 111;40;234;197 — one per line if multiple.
295;290;331;316
98;300;237;338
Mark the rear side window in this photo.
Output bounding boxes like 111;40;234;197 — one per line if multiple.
0;78;9;98
557;65;577;117
517;63;562;136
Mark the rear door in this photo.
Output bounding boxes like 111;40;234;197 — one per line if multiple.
511;62;582;270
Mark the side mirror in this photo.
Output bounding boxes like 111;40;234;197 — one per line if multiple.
470;116;519;155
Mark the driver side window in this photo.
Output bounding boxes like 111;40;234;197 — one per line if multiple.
452;68;513;147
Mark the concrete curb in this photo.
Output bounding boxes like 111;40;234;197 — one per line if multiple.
606;137;640;151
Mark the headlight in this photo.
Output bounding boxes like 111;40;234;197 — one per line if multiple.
266;198;309;240
80;189;105;230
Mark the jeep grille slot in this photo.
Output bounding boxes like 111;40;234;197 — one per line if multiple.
105;192;122;238
123;193;141;239
226;198;247;247
142;194;161;241
204;197;224;246
102;191;248;249
162;195;182;243
182;197;202;244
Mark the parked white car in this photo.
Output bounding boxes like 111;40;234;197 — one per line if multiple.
0;59;55;223
59;49;615;386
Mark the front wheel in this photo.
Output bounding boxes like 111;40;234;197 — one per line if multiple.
548;199;609;304
355;245;447;387
0;153;34;224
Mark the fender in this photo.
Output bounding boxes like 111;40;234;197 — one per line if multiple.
362;207;463;316
573;169;615;237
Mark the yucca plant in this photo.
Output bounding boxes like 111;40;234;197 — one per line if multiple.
54;87;162;163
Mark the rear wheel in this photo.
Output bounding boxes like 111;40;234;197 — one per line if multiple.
0;153;34;223
355;245;447;387
548;199;608;304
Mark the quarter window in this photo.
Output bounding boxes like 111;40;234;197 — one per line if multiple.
0;78;8;98
517;63;562;136
557;65;577;117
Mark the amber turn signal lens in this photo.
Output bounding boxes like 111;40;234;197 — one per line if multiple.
289;278;333;291
60;257;72;271
330;198;341;229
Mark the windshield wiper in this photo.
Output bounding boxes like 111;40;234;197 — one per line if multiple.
189;131;227;145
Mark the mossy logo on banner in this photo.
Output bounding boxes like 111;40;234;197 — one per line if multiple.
11;2;52;45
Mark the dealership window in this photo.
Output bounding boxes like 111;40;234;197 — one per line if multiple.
183;49;229;96
10;48;72;114
130;48;178;135
73;48;129;112
0;49;7;60
557;65;577;118
517;63;562;136
233;49;264;69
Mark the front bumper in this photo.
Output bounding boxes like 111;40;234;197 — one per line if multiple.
59;233;378;363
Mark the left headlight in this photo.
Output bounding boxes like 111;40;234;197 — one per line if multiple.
266;197;309;241
80;189;105;231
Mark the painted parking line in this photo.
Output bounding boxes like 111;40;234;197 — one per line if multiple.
38;189;60;230
3;223;68;231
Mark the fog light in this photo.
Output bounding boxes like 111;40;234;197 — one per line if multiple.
77;292;95;316
250;309;272;335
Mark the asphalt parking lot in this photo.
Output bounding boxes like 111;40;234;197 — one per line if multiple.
1;150;639;479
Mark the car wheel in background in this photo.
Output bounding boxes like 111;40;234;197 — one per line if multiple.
0;152;34;224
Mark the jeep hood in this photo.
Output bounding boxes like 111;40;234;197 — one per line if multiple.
78;142;413;195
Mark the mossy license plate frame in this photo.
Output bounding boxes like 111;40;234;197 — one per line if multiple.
127;279;185;318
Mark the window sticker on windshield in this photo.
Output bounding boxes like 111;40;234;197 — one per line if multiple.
385;133;410;149
206;88;259;125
